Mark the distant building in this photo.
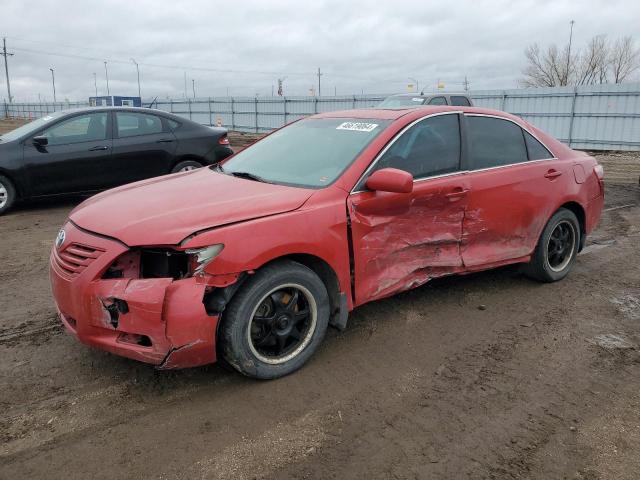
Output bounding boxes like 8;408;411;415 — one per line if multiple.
89;96;142;107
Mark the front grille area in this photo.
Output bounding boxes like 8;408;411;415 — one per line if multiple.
53;242;105;278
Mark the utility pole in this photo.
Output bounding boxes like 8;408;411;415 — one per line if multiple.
49;68;56;103
565;20;575;86
104;61;110;96
2;37;14;103
131;58;141;98
463;75;470;91
93;72;98;96
192;78;196;98
317;67;322;97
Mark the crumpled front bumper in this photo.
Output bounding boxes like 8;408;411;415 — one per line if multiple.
49;222;218;369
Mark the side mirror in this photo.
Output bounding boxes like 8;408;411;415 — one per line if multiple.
365;168;413;194
32;136;48;147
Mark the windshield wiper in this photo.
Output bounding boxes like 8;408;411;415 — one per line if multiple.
228;171;270;183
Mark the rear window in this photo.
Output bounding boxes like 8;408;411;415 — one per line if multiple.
450;96;471;107
378;96;426;108
466;116;528;169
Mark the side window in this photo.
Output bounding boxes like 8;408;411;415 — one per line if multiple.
41;113;108;146
167;119;180;130
374;114;461;180
450;96;471;107
466;116;527;169
524;130;553;160
427;96;447;105
116;112;164;138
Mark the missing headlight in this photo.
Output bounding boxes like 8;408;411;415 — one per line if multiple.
140;249;189;279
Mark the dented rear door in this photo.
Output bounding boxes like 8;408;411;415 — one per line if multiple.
348;173;469;305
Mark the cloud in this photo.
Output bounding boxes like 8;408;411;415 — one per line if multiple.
1;0;638;101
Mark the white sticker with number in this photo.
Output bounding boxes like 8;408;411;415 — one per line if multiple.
336;122;378;132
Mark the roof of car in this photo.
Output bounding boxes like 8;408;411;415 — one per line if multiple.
44;106;173;116
312;106;513;121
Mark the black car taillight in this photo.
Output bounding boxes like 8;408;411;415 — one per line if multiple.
218;135;230;146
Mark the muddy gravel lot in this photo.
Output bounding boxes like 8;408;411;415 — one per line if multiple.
1;118;640;478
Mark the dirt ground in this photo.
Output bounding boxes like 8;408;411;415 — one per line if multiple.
1;119;640;479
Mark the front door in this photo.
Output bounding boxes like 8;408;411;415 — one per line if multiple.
25;111;112;195
347;113;469;304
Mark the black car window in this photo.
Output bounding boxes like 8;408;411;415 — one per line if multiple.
116;112;163;138
373;114;461;180
167;119;180;130
427;96;447;105
466;116;528;169
524;130;553;160
450;96;471;106
41;113;108;146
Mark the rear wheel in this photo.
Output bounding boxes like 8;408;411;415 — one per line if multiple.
0;175;17;215
171;160;203;173
220;260;330;379
524;208;580;282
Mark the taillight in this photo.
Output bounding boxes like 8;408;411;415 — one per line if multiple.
218;135;230;146
594;164;604;180
594;164;604;195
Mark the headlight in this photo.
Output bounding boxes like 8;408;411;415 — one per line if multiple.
186;244;225;275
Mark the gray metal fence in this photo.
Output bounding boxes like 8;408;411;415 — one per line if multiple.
4;83;640;150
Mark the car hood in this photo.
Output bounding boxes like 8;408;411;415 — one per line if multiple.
69;169;314;246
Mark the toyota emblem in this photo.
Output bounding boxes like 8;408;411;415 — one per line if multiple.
55;229;66;249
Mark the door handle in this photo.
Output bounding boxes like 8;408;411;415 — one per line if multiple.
544;169;563;179
156;138;174;143
445;187;470;199
88;145;109;151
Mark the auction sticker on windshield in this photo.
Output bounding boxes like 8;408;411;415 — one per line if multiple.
336;122;378;132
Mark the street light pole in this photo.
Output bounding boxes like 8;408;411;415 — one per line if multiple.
408;77;419;93
565;20;575;86
49;68;56;103
104;61;110;96
93;72;98;96
131;58;141;98
192;78;196;99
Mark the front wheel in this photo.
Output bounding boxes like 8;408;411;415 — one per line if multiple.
524;208;580;282
220;260;330;379
171;160;203;173
0;175;17;216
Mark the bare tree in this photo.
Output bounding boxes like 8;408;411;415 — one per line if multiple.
576;35;609;85
520;43;575;87
521;35;639;87
610;36;639;83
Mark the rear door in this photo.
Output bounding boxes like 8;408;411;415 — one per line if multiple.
24;111;112;195
109;111;177;186
460;114;568;267
347;113;469;304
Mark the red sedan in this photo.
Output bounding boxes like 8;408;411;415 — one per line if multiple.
50;106;604;379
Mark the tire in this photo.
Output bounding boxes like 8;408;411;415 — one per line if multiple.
0;175;17;216
220;260;330;379
171;160;203;173
524;208;581;283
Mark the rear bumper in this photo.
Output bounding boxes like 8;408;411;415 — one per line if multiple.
49;222;218;368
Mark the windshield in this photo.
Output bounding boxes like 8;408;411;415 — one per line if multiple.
378;96;426;108
0;112;65;142
219;118;391;188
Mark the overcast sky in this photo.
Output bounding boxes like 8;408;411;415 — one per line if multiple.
1;0;638;101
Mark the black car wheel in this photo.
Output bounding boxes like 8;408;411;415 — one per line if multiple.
0;175;17;215
524;208;580;282
171;160;203;173
220;260;330;379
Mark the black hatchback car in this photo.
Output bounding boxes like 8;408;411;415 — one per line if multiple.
0;107;233;214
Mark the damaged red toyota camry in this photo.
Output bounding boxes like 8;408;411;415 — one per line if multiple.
50;106;604;379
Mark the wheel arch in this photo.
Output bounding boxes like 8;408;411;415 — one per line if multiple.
0;169;22;199
171;154;205;171
557;201;586;250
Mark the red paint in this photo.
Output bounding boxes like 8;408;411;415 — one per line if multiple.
50;106;604;368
